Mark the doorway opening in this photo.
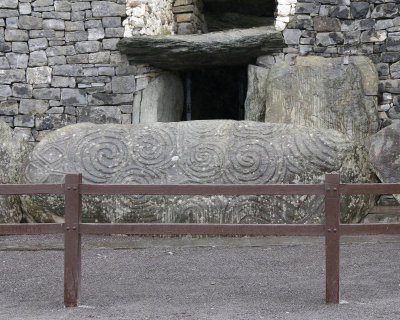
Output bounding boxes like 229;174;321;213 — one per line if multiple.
183;66;248;121
202;0;276;32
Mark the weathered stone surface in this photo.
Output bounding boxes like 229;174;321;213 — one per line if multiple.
132;74;183;123
254;56;379;142
118;26;285;70
77;106;121;124
244;65;269;122
60;88;87;106
0;120;31;223
369;122;400;202
91;1;126;17
22;120;373;224
27;66;52;84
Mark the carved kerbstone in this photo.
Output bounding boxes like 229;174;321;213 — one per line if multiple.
22;121;373;223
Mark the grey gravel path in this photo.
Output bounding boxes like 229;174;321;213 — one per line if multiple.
0;234;399;320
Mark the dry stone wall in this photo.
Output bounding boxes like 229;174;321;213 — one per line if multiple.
258;0;400;126
0;0;165;143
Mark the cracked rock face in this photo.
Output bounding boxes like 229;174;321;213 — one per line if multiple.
0;120;32;223
369;122;400;202
245;56;379;143
22;120;372;224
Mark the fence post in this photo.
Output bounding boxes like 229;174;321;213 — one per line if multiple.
324;173;340;304
64;173;82;307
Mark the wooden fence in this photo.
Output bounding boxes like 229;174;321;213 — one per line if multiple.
0;173;399;307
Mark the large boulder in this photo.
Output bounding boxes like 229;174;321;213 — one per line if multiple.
0;120;32;223
22;120;373;224
245;56;379;142
369;122;400;202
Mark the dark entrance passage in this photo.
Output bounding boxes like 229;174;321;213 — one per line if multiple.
202;0;276;32
183;66;247;121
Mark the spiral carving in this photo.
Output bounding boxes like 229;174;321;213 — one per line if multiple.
110;166;165;222
225;139;282;184
132;127;176;168
76;130;129;183
181;143;224;182
227;196;270;224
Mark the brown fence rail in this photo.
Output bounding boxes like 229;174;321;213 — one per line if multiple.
0;173;399;307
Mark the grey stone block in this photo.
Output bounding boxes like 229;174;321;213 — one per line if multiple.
89;51;110;64
0;9;19;18
330;5;350;19
0;69;25;84
313;17;341;32
46;106;64;114
350;2;370;19
32;0;54;7
48;55;66;66
0;100;18;115
46;45;75;56
390;61;400;78
71;2;91;11
0;0;18;9
283;29;302;45
54;1;71;12
104;27;124;38
51;76;75;88
71;10;85;21
88;28;104;40
65;21;84;31
0;85;12;97
88;93;133;105
5;29;28;41
61;88;87;105
102;38;119;50
28;50;48;66
18;16;43;29
387;36;400;52
66;54;89;64
0;57;10;69
75;41;101;53
42;11;71;19
29;29;56;38
11;42;28;54
13;127;33;141
371;3;398;19
12;83;32;98
6;17;18;29
28;38;48;51
33;88;60;100
295;3;319;15
112;75;135;93
0;42;11;53
98;67;115;76
43;19;65;30
316;32;344;46
27;66;52;84
102;17;121;28
91;1;126;17
65;31;88;42
19;3;32;15
14;114;34;127
6;53;29;68
34;113;76;130
85;20;102;29
52;64;84;76
76;106;122;123
19;99;49;114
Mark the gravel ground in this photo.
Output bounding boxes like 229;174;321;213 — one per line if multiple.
0;234;399;320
